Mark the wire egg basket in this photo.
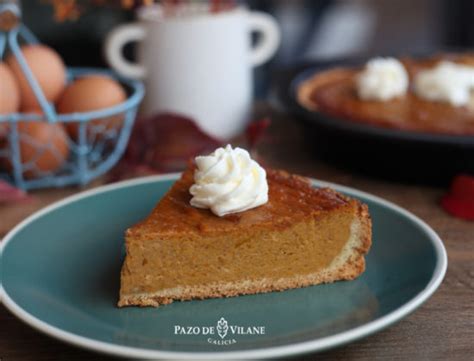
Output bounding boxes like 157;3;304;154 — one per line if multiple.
0;3;144;190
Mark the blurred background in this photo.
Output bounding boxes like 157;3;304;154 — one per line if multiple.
1;0;473;190
1;3;473;359
14;0;473;135
23;0;474;90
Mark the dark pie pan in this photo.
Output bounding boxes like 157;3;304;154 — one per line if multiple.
273;58;474;185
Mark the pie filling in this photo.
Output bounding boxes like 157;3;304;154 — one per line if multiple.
121;207;357;298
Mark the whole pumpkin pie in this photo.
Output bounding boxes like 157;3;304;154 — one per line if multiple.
297;54;474;136
118;148;372;307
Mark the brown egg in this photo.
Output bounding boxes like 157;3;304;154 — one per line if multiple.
0;62;20;113
14;119;70;178
6;45;66;110
0;62;20;138
57;75;126;139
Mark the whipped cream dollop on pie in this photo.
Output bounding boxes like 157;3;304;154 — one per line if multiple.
189;145;268;217
356;57;409;101
414;61;474;106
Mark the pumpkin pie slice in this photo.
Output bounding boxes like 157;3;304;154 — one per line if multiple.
118;167;372;307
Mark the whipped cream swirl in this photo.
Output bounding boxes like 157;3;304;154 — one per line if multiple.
356;57;409;101
189;145;268;217
414;61;474;106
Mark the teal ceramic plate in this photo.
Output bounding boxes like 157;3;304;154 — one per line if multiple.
0;174;447;359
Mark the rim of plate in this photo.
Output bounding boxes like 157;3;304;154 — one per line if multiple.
0;173;448;360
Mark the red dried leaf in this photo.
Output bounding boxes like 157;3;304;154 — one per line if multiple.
441;174;474;221
110;113;222;181
0;180;31;204
246;117;271;150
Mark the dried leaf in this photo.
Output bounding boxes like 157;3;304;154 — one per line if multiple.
109;113;222;181
441;174;474;220
0;180;31;204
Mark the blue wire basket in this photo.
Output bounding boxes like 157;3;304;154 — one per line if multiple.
0;6;144;190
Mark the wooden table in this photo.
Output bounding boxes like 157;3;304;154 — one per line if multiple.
1;110;473;360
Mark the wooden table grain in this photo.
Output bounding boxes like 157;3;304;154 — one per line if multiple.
1;110;473;361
